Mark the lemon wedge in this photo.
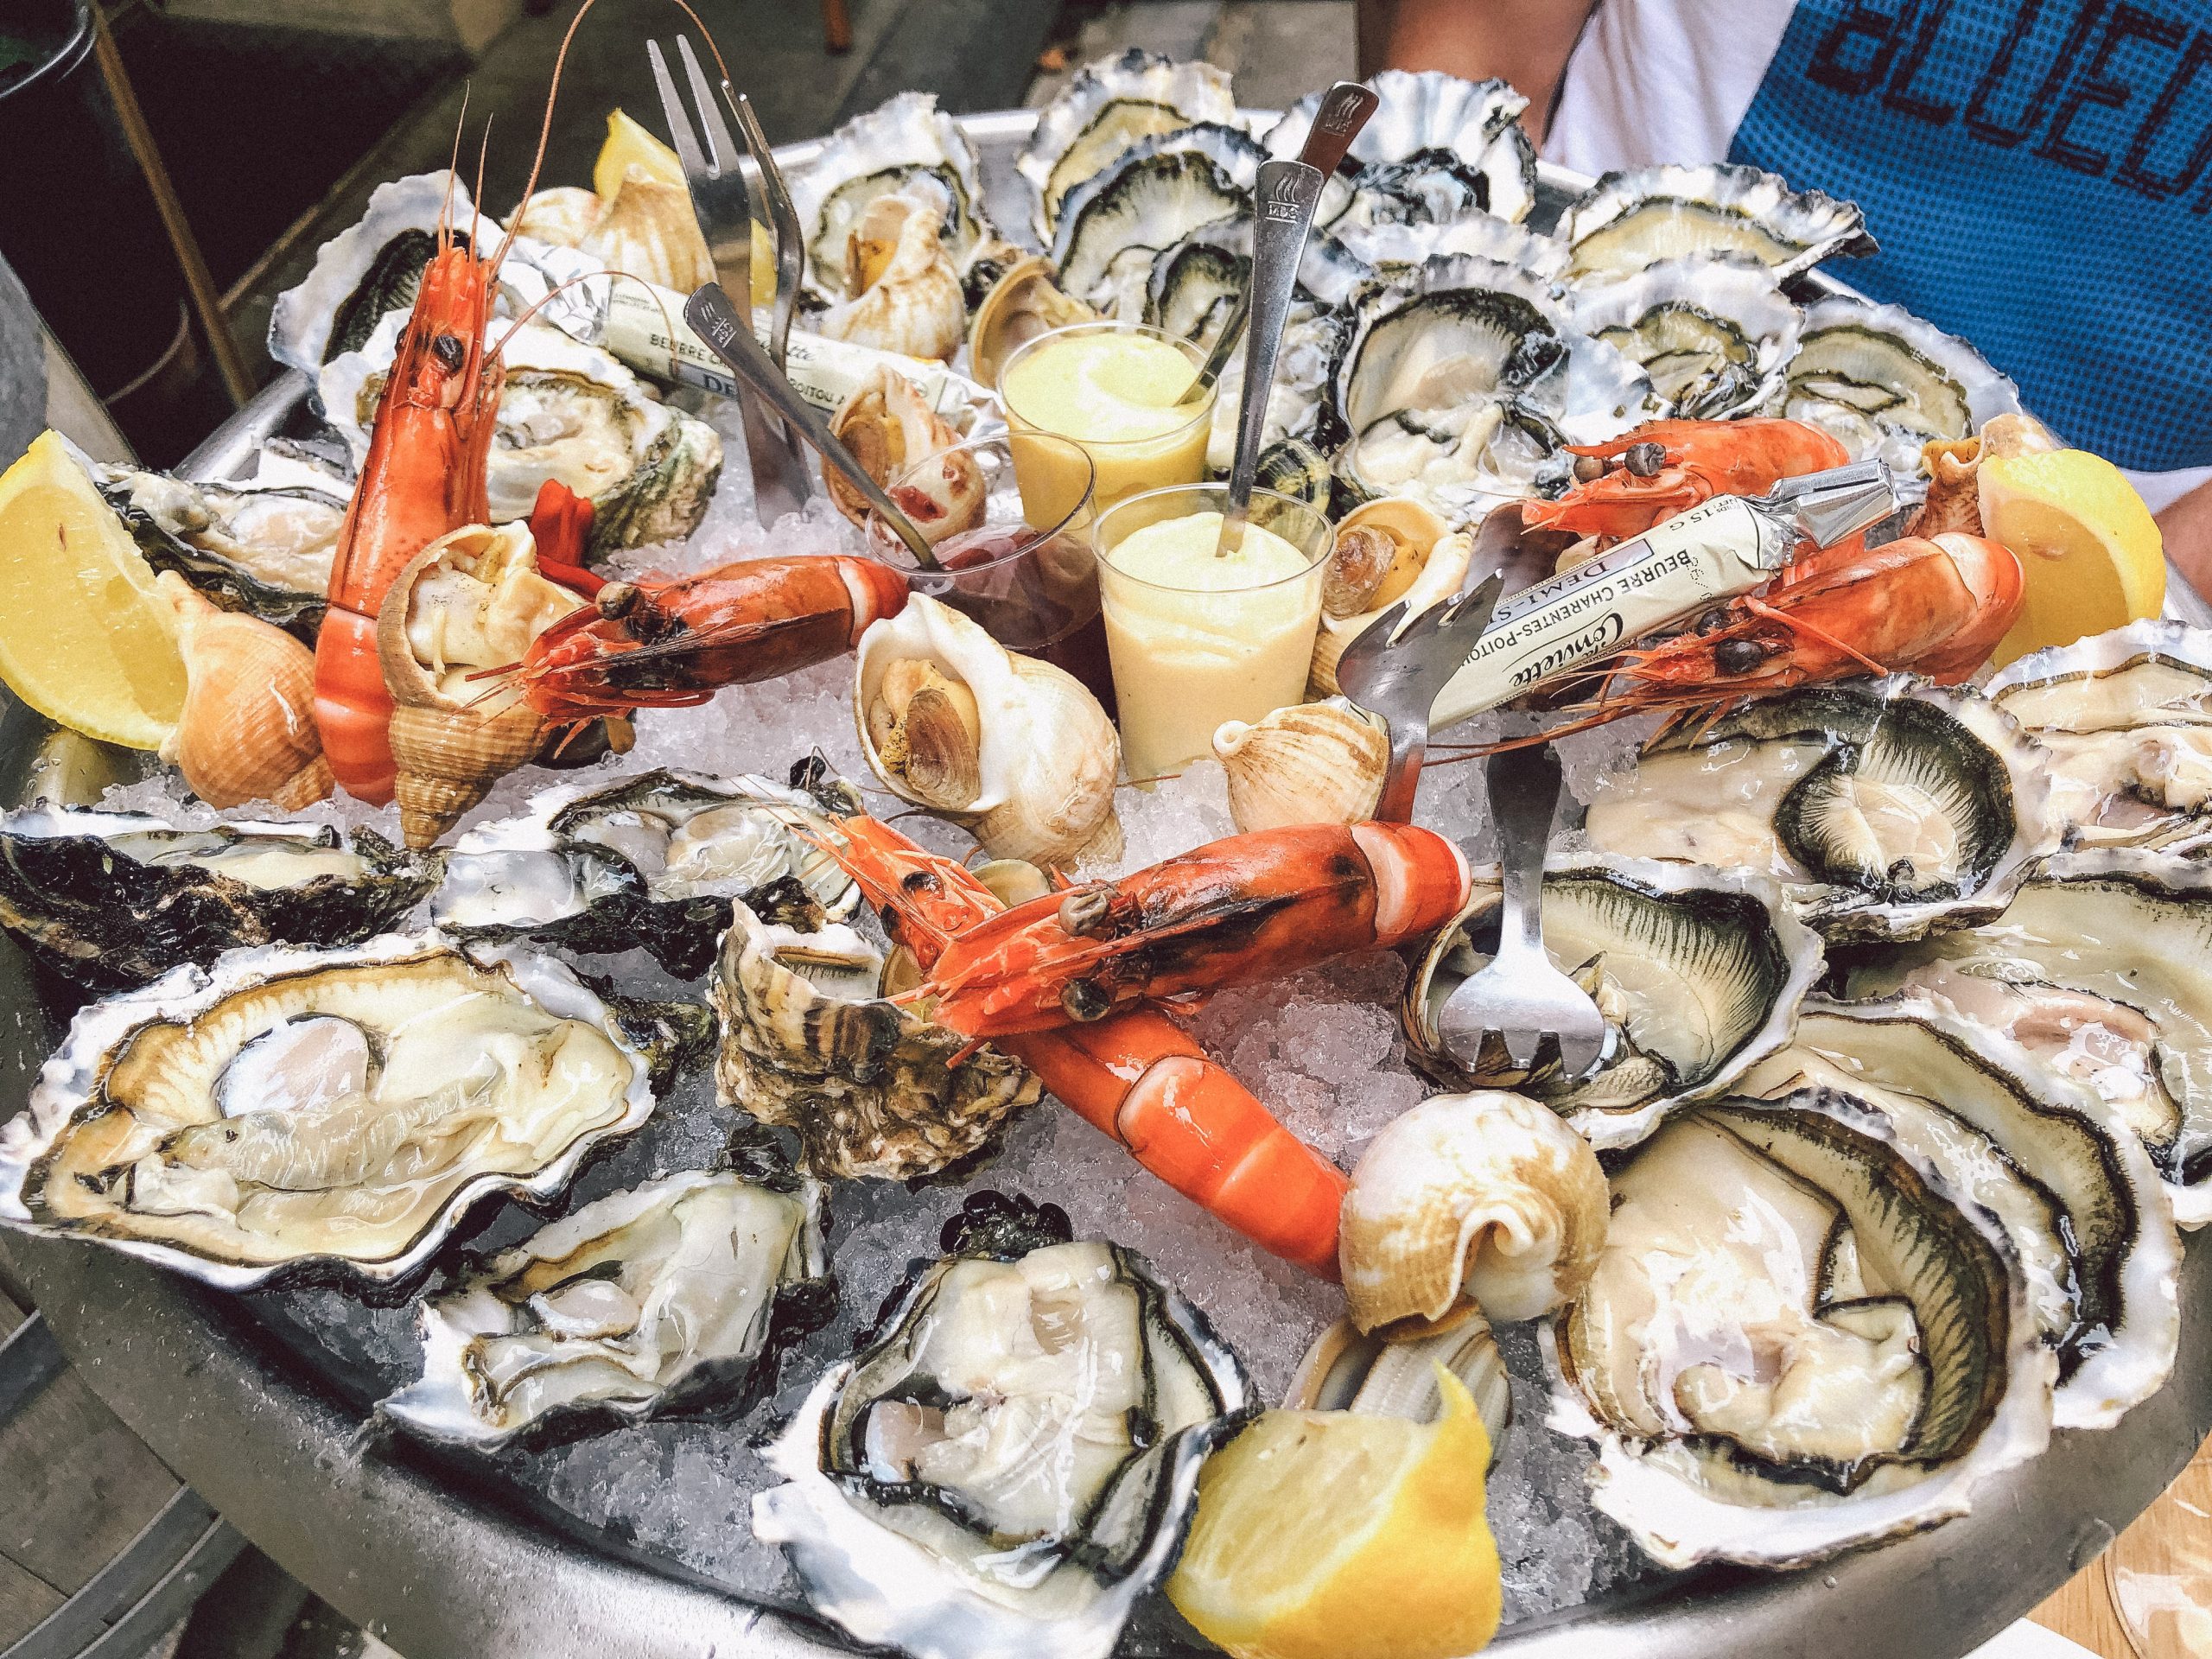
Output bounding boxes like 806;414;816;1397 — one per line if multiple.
593;108;686;199
1980;448;2165;668
0;432;187;750
1167;1371;1503;1659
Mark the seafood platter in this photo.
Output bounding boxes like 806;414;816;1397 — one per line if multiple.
3;30;2211;1659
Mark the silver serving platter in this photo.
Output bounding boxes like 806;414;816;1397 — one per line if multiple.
3;108;2209;1659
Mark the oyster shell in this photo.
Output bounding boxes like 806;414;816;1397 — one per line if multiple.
1403;855;1823;1148
100;467;345;642
1776;296;2022;475
321;318;722;554
0;810;435;991
1570;253;1802;421
1049;124;1264;315
1147;214;1371;345
1269;71;1537;229
269;169;487;373
1331;213;1568;284
753;1210;1249;1659
1204;302;1348;474
791;92;993;301
711;902;1039;1179
1738;996;2180;1430
433;768;861;978
0;933;655;1288
1017;50;1239;241
1846;849;2212;1227
1551;1088;2054;1569
379;1163;829;1447
1331;254;1658;518
1558;162;1874;283
1582;677;2060;943
1986;620;2212;852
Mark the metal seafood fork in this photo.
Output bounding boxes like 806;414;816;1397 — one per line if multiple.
1440;742;1609;1077
1333;574;1505;823
646;35;811;525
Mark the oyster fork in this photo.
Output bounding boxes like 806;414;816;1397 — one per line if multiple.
1440;741;1609;1077
1333;574;1505;823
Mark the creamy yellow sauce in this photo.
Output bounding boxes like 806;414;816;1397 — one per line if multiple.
1001;330;1211;524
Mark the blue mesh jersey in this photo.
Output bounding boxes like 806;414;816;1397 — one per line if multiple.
1726;0;2212;474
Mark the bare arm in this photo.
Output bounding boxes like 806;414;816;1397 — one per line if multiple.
2160;479;2212;607
1360;0;1598;143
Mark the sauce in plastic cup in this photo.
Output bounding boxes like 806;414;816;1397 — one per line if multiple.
998;322;1215;530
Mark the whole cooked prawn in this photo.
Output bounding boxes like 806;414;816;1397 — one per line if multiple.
823;815;1349;1277
1523;417;1850;543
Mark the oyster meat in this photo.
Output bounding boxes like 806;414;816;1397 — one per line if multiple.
379;1163;828;1447
1404;855;1824;1148
1776;296;2021;475
0;810;435;990
1552;1089;2053;1569
1738;997;2179;1429
1986;620;2212;852
1049;124;1264;315
711;902;1039;1179
1558;162;1873;283
1570;253;1801;421
1583;677;2059;943
0;934;654;1287
433;768;861;979
1847;849;2212;1227
99;467;346;641
792;92;994;300
754;1201;1249;1659
1017;50;1238;241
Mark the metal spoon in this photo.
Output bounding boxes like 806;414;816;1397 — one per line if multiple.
1214;156;1325;557
682;284;939;567
1185;80;1378;402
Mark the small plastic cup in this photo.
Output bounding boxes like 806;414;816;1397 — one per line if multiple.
863;432;1116;713
997;321;1215;529
1093;482;1335;780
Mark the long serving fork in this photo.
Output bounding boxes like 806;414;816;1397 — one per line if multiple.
646;36;811;525
1332;575;1506;822
726;88;810;477
1439;741;1609;1078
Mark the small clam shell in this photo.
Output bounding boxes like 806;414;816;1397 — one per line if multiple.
1340;1089;1610;1332
854;594;1121;868
1212;698;1387;832
378;522;577;849
969;253;1097;390
824;365;984;539
1285;1313;1513;1454
816;191;966;363
156;574;332;811
1309;502;1473;697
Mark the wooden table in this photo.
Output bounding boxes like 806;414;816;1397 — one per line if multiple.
2036;1432;2212;1656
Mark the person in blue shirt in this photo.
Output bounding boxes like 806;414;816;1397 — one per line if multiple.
1361;0;2212;594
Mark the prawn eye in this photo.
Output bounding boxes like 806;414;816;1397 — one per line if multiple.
1060;978;1114;1022
430;333;466;371
1714;638;1765;676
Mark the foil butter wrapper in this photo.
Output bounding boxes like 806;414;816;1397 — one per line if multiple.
504;238;996;429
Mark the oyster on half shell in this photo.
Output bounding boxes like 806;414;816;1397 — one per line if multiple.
1017;50;1238;242
1558;162;1874;283
99;468;346;642
1049;124;1264;315
0;934;655;1288
1570;253;1802;421
1776;296;2021;476
792;92;994;300
1268;71;1537;230
1551;1088;2054;1570
754;1202;1249;1659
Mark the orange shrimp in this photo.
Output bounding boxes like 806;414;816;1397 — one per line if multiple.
825;816;1347;1278
912;823;1471;1039
504;555;911;727
1523;417;1850;543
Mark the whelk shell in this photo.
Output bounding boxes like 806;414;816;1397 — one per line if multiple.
156;574;332;812
824;365;984;541
1911;411;2060;538
816;191;966;363
1339;1089;1609;1332
1308;497;1472;696
1212;698;1387;832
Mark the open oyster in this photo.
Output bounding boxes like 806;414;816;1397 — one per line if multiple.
0;934;655;1288
1332;254;1657;518
269;169;486;373
0;810;435;990
753;1200;1249;1659
1332;213;1567;284
1570;253;1802;421
1986;620;2212;852
792;92;993;299
711;902;1039;1179
433;769;860;979
1558;162;1873;283
1847;849;2212;1228
1583;678;2060;943
1738;997;2180;1429
1403;855;1823;1148
1776;296;2021;475
379;1160;829;1448
1049;124;1264;315
1269;71;1537;229
1551;1089;2054;1569
1017;50;1238;241
321;318;721;555
99;467;346;642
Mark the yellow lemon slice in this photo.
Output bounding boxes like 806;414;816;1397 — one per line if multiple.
1167;1371;1503;1659
1980;448;2165;668
593;108;686;199
0;432;187;750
